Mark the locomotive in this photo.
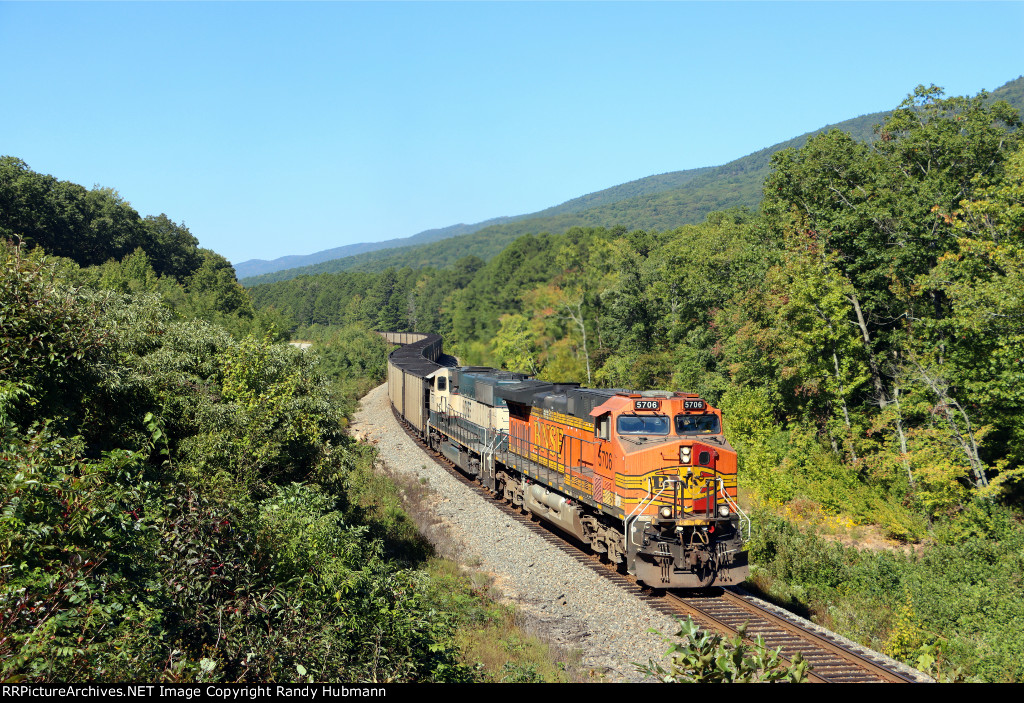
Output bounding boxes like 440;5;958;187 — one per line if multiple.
386;333;749;588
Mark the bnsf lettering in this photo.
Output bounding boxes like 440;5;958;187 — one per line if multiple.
533;420;565;453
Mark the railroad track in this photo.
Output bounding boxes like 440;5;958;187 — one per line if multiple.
663;589;919;682
389;407;927;683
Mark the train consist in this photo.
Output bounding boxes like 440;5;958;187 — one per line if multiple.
386;333;749;588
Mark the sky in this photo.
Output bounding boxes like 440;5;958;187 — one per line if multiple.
2;1;1022;265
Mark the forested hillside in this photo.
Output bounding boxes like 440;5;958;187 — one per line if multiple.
235;168;717;281
241;76;1024;286
234;217;515;280
251;85;1024;681
0;163;554;682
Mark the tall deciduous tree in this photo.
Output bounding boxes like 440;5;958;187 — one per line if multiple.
143;214;203;281
762;85;1021;496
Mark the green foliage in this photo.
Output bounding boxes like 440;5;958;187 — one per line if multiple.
338;442;434;566
0;158;204;276
492;314;539;374
1;426;165;681
0;160;277;343
142;214;202;282
291;324;393;419
0;242;470;682
637;617;809;683
926;142;1024;490
748;507;1024;682
0;242;108;432
718;387;792;503
423;560;575;683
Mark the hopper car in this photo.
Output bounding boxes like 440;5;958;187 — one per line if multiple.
386;333;749;588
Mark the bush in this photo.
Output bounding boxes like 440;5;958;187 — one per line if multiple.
748;506;1024;681
637;617;809;683
0;243;473;682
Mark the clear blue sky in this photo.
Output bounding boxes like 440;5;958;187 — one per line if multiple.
2;1;1022;264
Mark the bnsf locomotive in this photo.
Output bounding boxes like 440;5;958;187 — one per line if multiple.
386;333;749;588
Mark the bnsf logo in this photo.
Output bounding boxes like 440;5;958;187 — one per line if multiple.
533;420;565;453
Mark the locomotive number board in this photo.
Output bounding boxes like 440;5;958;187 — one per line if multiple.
683;400;706;410
634;400;661;411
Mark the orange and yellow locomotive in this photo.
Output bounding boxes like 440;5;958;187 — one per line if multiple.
421;364;748;588
387;336;748;588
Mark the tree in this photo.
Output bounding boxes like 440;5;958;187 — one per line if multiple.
142;214;202;281
764;86;1021;369
364;269;404;331
185;249;254;319
492;314;538;374
919;141;1024;494
761;85;1022;500
768;226;871;462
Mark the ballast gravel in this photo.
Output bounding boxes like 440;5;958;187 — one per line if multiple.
351;383;675;682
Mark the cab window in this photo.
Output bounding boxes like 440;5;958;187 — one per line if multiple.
436;376;447;391
675;413;720;435
616;414;670;435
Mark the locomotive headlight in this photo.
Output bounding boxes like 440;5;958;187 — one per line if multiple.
659;506;673;519
718;505;731;518
680;445;692;464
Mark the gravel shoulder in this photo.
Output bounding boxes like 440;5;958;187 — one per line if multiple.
350;382;677;682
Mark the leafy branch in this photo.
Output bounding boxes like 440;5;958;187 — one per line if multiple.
636;617;810;683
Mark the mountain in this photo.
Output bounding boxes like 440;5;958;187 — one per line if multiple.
234;218;513;279
234;167;716;280
238;112;883;286
241;75;1024;287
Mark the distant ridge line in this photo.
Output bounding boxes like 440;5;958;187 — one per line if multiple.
240;75;1024;287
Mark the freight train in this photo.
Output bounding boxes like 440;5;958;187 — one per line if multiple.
386;333;749;588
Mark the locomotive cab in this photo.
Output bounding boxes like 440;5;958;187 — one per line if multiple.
589;393;749;588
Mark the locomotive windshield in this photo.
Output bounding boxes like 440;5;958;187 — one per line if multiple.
617;414;670;435
675;413;721;435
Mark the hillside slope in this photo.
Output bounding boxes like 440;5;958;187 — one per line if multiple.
242;76;1023;286
234;166;715;279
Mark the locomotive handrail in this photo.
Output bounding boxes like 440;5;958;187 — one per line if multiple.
717;477;751;541
483;430;506;475
510;430;599;485
624;480;675;551
486;429;506;454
